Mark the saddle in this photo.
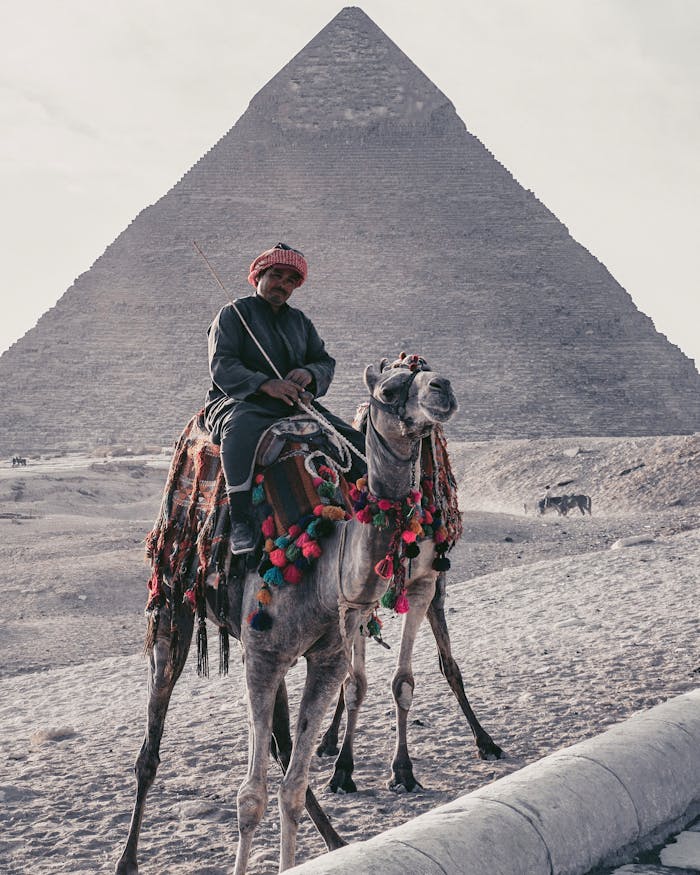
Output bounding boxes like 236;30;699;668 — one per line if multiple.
143;410;353;671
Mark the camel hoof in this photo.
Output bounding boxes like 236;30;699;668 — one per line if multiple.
316;737;339;758
328;769;357;794
477;738;504;760
326;833;349;851
388;773;423;793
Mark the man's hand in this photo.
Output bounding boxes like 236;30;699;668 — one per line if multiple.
260;379;303;406
285;368;313;389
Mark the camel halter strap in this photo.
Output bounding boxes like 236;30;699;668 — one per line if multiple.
368;367;421;420
193;240;367;468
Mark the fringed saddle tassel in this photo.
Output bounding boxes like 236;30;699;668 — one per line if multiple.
216;571;230;676
219;626;230;676
169;576;183;665
196;585;208;678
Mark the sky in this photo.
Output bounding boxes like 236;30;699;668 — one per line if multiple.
1;0;699;365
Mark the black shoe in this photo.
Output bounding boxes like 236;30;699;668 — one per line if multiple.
230;520;256;554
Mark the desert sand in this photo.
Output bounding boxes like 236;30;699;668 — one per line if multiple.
1;434;698;874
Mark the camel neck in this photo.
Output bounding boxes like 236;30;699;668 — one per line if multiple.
365;408;419;500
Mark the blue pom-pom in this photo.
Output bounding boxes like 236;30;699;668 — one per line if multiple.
249;609;273;631
251;484;265;505
275;535;291;549
263;566;285;586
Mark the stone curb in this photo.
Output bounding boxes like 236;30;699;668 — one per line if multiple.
288;689;700;875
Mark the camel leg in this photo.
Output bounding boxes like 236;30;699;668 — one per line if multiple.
115;607;194;875
426;574;503;760
233;653;289;875
388;577;435;792
270;681;346;850
328;633;367;793
278;645;352;872
315;686;344;758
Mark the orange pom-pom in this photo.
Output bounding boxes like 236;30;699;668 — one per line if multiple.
356;477;367;491
255;587;272;605
321;505;346;521
409;517;424;534
264;538;275;553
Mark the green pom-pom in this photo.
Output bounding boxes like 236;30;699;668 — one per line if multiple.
422;525;434;538
381;588;397;610
367;617;381;638
315;517;335;537
373;511;388;528
285;544;301;562
318;481;337;499
252;484;265;505
263;567;285;586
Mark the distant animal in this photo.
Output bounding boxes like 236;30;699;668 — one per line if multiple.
564;493;592;515
537;495;569;515
537;494;591;516
11;456;27;467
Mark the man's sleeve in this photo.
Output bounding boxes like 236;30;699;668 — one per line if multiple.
208;307;270;400
303;316;335;399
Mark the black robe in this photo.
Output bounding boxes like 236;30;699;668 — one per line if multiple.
205;294;363;491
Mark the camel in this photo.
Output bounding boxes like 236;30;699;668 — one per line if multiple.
316;404;503;794
117;357;467;874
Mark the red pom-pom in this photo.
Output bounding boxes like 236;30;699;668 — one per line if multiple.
422;510;433;525
401;530;417;543
261;516;276;538
302;540;323;559
312;477;323;487
356;507;372;524
374;556;394;579
183;588;196;609
378;499;393;511
283;564;303;584
287;524;302;538
313;504;324;516
296;532;311;547
269;548;287;567
434;527;447;544
395;591;410;613
348;485;361;502
410;490;422;505
254;473;265;485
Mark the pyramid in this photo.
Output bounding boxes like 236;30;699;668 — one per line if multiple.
1;6;699;455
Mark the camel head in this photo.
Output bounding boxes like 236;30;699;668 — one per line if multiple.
363;353;457;442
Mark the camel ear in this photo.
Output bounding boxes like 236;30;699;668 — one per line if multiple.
364;364;380;393
379;357;389;372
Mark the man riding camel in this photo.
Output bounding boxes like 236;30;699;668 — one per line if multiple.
205;243;365;553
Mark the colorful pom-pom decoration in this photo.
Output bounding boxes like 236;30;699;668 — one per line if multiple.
395;591;410;613
283;564;303;584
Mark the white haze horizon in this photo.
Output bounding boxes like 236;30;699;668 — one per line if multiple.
1;1;699;366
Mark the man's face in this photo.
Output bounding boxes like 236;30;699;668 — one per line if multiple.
256;265;303;310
